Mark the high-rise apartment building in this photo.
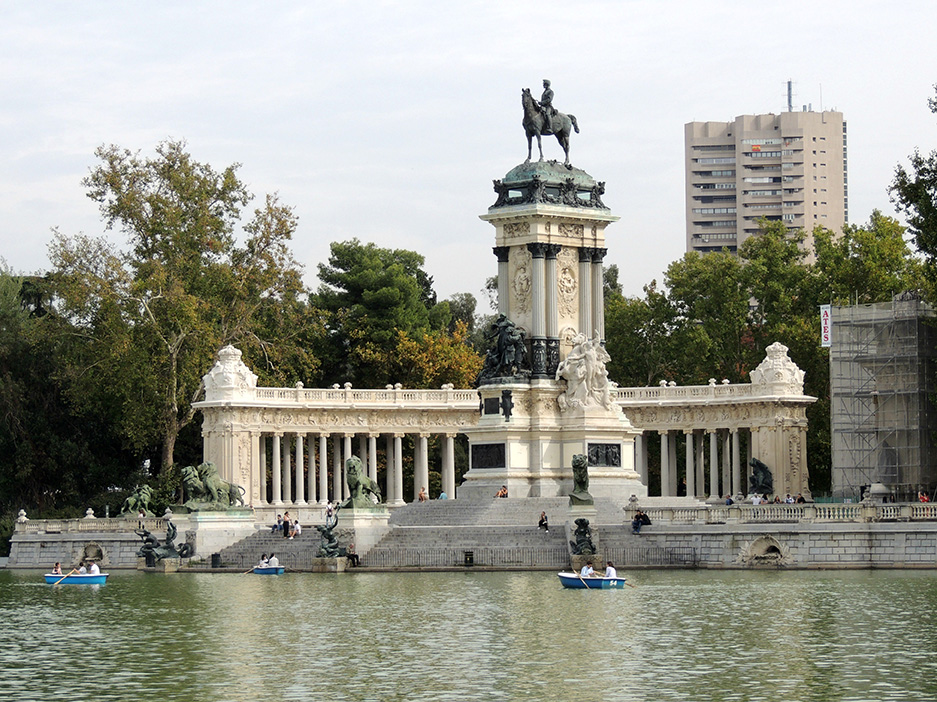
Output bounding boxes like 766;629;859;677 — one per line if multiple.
685;110;847;256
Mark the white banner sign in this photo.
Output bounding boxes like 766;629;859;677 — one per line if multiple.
820;304;832;347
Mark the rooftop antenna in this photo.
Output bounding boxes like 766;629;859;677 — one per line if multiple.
787;80;793;112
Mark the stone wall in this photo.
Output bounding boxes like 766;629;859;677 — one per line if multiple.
608;522;937;568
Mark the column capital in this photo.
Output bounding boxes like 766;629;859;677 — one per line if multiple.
493;246;510;263
545;243;562;259
579;246;595;262
591;247;608;263
527;242;548;258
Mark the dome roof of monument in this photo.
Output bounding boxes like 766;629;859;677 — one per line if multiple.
491;160;608;210
501;160;598;188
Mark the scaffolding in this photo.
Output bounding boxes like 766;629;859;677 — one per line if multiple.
830;296;937;500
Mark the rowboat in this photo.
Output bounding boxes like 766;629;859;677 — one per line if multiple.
44;573;108;585
557;572;626;589
252;566;285;575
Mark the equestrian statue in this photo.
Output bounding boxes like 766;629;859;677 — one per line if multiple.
521;79;580;167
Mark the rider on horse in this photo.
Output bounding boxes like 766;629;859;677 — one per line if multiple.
539;79;556;134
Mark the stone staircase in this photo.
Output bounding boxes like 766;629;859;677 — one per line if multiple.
210;527;320;570
199;497;686;571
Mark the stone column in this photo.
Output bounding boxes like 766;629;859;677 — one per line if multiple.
414;434;429;500
294;433;306;505
442;433;456;498
732;429;741;496
708;431;719;500
282;435;292;505
368;434;378;484
696;431;705;496
259;435;268;506
528;242;547;378
685;430;695;497
579;247;593;335
722;430;731;500
332;435;341;502
493;246;510;317
359;434;368;465
393;434;405;506
660;430;670;497
385;434;395;502
318;434;328;505
669;432;678;496
591;247;607;340
343;434;353;500
306;434;316;506
635;433;646;484
271;432;282;506
545;243;562;376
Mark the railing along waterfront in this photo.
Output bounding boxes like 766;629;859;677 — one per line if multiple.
16;517;165;534
637;502;934;525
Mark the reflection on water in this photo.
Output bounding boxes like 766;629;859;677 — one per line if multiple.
2;569;937;701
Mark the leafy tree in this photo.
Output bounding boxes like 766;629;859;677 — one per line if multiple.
355;321;483;389
314;239;452;386
891;85;937;282
605;281;709;387
0;265;136;517
664;250;750;382
812;212;924;305
45;140;311;473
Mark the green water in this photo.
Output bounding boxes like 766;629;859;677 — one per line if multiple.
3;569;937;701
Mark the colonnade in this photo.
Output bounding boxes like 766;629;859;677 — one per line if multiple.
633;428;749;499
255;431;458;507
494;243;607;378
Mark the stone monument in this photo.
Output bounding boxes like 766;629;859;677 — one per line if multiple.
460;85;646;502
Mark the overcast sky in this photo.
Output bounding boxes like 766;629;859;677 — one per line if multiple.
2;1;936;303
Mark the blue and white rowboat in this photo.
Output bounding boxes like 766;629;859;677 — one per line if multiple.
45;573;108;585
557;572;627;589
253;566;285;575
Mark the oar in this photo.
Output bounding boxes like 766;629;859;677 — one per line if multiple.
242;567;256;574
51;568;77;585
575;569;589;587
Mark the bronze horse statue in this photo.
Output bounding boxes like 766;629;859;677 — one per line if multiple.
521;88;580;167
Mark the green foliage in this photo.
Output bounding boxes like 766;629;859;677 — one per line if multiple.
891;85;937;282
45;140;311;472
314;239;452;385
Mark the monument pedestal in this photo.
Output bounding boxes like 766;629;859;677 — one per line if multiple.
336;507;390;555
311;557;348;573
460;382;646;501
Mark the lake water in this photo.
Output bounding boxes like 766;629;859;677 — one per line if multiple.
3;568;937;702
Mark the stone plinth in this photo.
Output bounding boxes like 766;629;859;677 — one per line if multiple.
312;557;348;573
461;381;646;501
336;507;390;555
182;509;257;558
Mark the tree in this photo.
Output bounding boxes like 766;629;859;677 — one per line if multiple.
891;85;937;281
356;321;483;389
605;281;709;387
314;239;452;385
46;140;311;473
812;212;924;305
0;265;136;516
664;250;751;382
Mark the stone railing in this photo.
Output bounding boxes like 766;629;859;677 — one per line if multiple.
235;385;478;406
613;383;758;403
15;517;165;534
634;503;935;525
